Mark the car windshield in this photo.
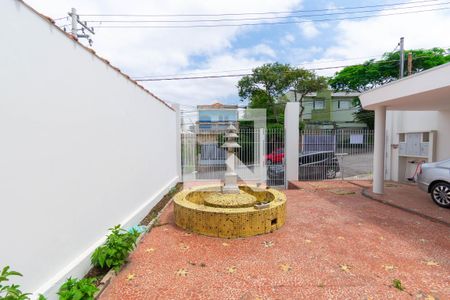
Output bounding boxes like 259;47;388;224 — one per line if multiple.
298;152;333;164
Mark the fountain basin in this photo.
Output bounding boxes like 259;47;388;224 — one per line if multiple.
173;185;286;238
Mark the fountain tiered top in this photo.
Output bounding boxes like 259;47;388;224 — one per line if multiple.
221;123;241;194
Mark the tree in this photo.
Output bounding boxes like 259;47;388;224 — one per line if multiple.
289;68;328;121
237;63;327;125
238;63;292;124
329;47;450;129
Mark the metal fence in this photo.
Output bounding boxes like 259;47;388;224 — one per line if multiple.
299;129;374;181
181;127;373;186
181;128;285;187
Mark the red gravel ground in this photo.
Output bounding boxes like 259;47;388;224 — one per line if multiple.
99;181;449;300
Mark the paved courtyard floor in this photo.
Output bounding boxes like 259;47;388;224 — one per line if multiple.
100;181;449;299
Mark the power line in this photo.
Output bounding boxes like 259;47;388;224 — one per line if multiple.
135;65;354;82
83;1;450;24
78;0;441;17
89;6;450;28
133;53;449;81
132;54;392;79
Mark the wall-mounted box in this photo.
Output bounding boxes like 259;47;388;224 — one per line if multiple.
398;131;436;160
397;131;437;182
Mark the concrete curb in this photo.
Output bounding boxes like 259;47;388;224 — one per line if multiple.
359;187;450;227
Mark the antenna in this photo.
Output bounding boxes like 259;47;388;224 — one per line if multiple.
69;8;95;46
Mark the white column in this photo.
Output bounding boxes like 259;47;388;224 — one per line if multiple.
373;106;386;194
284;102;300;184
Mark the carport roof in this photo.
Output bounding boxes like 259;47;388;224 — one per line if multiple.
359;62;450;111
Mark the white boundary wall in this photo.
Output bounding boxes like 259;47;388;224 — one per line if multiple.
0;1;178;297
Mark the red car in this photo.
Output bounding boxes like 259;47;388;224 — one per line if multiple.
266;148;284;164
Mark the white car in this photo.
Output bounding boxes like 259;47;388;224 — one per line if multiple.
417;159;450;208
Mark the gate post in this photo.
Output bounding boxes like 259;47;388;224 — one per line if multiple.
284;102;300;186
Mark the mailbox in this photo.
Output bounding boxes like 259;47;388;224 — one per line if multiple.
397;131;436;181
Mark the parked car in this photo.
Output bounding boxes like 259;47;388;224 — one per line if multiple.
266;148;284;164
267;151;340;180
417;158;450;208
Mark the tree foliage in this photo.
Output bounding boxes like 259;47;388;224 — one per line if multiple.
329;47;450;128
238;63;292;123
237;63;327;125
329;48;450;92
290;68;328;118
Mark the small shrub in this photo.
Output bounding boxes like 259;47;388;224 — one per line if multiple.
57;277;98;300
0;266;31;300
91;225;140;271
392;279;404;291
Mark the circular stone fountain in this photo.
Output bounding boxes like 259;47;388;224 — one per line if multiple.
174;124;287;238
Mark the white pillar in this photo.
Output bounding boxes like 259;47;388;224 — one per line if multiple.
284;102;300;185
373;106;386;194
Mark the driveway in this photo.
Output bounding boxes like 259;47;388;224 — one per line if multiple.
99;181;449;299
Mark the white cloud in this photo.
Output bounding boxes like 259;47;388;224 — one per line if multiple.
306;3;450;76
20;0;450;104
325;2;338;11
324;10;450;59
286;46;323;64
144;50;273;105
25;0;302;105
237;44;277;59
298;21;320;39
280;33;295;46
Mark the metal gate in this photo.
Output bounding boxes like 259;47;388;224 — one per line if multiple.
299;129;374;181
181;128;285;187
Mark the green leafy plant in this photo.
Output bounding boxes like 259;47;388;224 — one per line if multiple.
91;225;140;271
57;277;98;300
0;266;31;300
392;279;404;291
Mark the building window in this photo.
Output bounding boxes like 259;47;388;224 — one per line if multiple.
399;133;405;142
314;100;325;110
422;132;429;142
338;100;351;110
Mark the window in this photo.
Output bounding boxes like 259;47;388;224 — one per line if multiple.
422;132;430;143
314;100;325;110
399;133;405;143
338;100;351;110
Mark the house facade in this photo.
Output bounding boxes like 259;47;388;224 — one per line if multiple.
286;90;367;129
194;102;239;169
196;102;239;133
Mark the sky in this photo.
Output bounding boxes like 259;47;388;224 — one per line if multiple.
26;0;450;107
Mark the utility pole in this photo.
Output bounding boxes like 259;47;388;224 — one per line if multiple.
399;37;405;79
407;52;413;76
69;8;95;46
70;8;77;36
